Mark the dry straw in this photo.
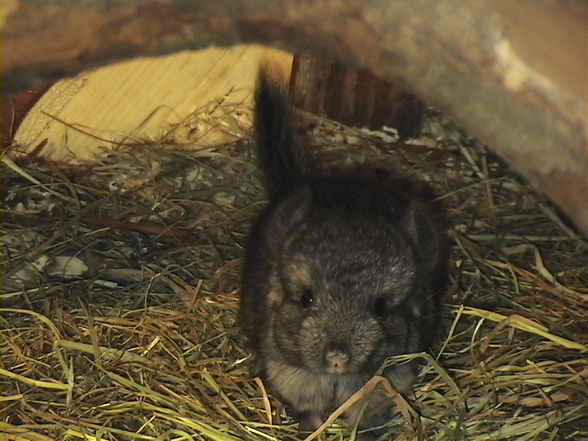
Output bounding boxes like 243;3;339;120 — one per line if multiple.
2;92;587;441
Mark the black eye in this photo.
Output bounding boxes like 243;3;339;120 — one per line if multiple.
373;296;388;317
300;289;314;309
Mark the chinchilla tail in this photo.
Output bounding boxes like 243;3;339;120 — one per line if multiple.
254;68;308;198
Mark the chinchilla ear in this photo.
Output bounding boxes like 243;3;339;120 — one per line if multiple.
267;185;313;239
402;200;441;272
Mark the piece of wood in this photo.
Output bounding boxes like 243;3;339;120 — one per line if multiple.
290;56;424;137
4;0;587;235
11;46;292;161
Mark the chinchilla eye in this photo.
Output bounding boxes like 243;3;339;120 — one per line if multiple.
373;296;388;317
300;289;314;309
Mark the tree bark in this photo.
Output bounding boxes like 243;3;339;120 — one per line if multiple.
4;0;587;235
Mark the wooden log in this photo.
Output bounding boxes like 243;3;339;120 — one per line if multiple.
290;56;424;137
3;0;587;235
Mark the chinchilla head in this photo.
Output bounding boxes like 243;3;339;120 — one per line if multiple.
264;186;426;376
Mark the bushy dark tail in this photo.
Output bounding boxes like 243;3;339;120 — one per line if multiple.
254;68;308;198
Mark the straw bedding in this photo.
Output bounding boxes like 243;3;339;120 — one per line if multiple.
2;94;587;441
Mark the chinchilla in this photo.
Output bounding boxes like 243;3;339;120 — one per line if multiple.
239;68;448;435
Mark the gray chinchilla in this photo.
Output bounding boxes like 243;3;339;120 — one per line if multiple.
240;68;448;434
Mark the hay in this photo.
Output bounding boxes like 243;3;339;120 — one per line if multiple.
2;93;587;441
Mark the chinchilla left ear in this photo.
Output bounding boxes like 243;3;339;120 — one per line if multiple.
266;185;313;242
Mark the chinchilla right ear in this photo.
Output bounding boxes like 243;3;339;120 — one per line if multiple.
266;185;314;243
401;199;442;273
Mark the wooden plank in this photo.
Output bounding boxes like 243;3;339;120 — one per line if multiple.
12;46;292;161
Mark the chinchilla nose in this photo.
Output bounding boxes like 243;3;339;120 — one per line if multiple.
325;346;350;374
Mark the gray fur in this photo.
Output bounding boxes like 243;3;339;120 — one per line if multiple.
239;69;448;435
